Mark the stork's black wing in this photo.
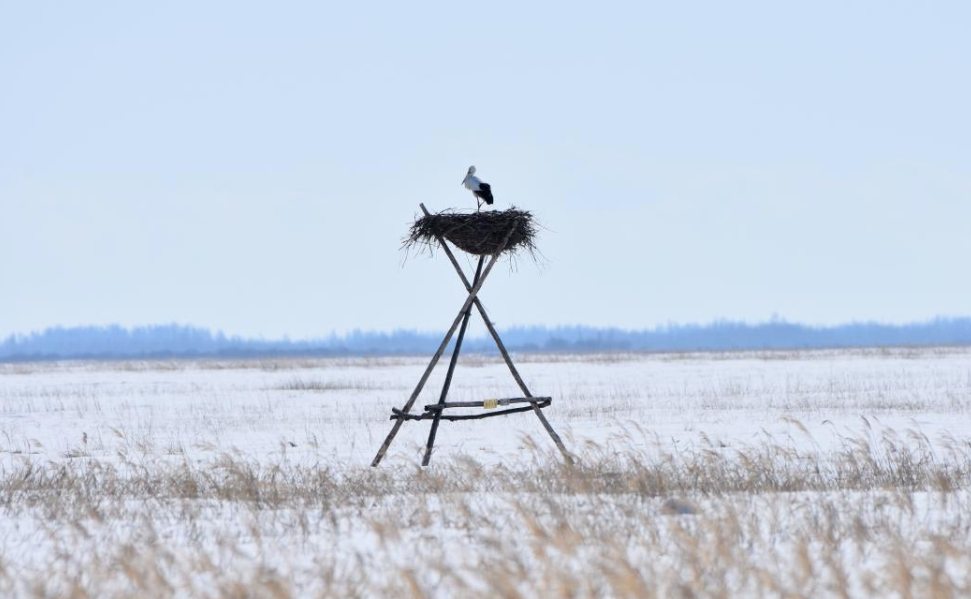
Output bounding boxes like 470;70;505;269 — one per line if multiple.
475;183;494;205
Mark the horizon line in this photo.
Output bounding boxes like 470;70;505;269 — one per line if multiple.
4;314;971;343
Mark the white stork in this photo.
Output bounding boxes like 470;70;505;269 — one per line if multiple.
461;165;494;211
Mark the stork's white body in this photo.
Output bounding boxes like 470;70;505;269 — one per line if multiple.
461;166;494;210
462;174;485;193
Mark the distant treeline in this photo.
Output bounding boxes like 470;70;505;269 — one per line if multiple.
2;318;971;362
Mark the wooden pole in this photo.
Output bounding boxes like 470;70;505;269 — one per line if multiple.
370;222;518;467
418;203;573;463
421;256;484;466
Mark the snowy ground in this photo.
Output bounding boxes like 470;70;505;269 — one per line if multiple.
1;347;970;597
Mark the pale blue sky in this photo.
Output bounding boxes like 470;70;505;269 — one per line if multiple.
2;1;969;339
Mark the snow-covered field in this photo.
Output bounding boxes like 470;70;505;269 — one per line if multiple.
2;347;971;598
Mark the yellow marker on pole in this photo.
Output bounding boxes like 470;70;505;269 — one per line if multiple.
483;398;499;409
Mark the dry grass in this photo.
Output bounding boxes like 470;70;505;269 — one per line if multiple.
270;378;392;392
2;426;971;598
3;349;971;598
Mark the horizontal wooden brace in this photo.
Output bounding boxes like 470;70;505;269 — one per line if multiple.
423;396;552;412
391;399;552;422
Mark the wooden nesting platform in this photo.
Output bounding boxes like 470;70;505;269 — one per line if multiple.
371;203;570;467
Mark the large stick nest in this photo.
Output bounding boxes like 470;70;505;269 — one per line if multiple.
405;208;539;257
